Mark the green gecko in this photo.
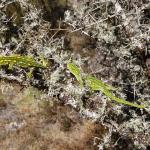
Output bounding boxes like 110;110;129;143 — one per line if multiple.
0;55;47;77
84;75;144;109
67;62;144;109
0;55;47;69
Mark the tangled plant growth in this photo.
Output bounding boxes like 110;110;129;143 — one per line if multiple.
64;0;150;149
0;0;150;149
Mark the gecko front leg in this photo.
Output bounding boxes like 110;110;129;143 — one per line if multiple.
8;63;15;70
27;68;34;78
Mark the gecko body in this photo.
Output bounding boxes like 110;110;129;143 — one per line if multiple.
0;55;46;69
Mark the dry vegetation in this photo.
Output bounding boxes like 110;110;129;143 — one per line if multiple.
0;0;150;150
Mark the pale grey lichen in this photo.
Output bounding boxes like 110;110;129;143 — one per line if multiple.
0;0;149;149
64;0;150;148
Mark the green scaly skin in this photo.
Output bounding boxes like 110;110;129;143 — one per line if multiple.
85;75;144;109
0;55;46;69
67;62;144;109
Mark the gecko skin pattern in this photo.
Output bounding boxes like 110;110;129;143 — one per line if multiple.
67;62;144;109
0;55;46;68
85;75;144;109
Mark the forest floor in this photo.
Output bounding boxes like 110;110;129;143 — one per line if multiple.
0;0;150;150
